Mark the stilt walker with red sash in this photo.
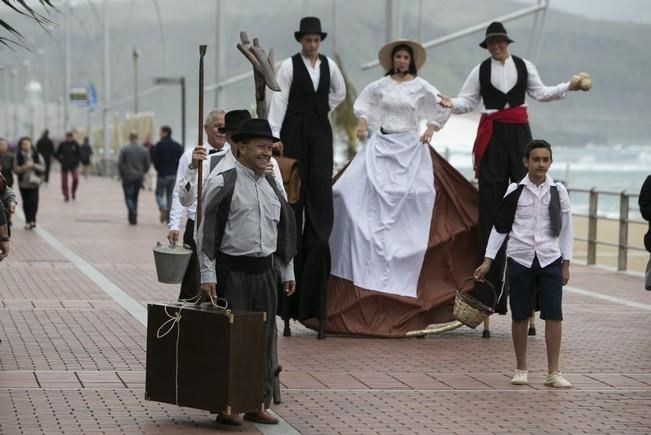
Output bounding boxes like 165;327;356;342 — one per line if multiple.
442;22;587;314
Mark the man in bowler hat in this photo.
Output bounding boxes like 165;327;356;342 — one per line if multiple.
268;16;346;338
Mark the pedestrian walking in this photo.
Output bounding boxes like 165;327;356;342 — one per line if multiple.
55;132;81;201
151;126;183;223
142;135;155;191
13;137;45;230
118;132;150;225
36;129;55;183
474;140;573;388
80;137;93;179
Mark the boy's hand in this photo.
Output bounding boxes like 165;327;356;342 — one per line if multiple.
561;261;570;285
473;258;493;281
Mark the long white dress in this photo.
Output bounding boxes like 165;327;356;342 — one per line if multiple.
329;76;451;298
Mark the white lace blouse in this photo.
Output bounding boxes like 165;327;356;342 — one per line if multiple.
354;76;451;133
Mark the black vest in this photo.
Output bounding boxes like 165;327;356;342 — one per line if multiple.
287;53;330;117
201;168;297;264
479;55;528;110
494;183;562;237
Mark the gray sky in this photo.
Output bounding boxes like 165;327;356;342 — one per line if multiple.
518;0;651;24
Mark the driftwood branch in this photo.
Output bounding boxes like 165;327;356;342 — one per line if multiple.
237;31;280;118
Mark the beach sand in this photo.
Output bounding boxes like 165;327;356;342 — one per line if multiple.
572;215;649;273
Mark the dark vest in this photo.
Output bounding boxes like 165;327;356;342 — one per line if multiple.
479;55;528;110
201;168;297;264
494;183;562;237
287;53;330;117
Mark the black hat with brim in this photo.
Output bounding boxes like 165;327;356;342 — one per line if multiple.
294;16;327;42
218;109;252;134
479;21;514;49
231;119;280;144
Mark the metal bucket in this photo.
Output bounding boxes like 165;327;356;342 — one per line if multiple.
152;242;193;284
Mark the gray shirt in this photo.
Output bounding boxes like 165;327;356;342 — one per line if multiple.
197;159;294;284
118;143;150;180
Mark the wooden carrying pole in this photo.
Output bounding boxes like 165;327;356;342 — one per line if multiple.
196;45;208;227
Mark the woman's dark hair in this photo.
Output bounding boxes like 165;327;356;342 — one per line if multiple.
385;44;418;77
18;136;33;149
524;139;553;160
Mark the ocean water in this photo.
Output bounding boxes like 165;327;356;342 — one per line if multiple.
334;140;650;220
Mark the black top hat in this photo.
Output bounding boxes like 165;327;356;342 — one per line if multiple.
294;16;327;42
218;110;252;134
479;21;514;49
231;119;280;144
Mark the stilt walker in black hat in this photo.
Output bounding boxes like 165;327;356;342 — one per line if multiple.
441;21;590;324
268;16;346;339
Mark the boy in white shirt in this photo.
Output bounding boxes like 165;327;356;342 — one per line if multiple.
474;139;573;388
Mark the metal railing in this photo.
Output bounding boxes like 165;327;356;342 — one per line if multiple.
567;188;647;271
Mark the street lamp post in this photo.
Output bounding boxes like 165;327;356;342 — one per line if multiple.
153;77;186;147
133;48;139;114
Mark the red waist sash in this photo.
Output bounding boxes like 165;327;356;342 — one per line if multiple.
472;105;529;177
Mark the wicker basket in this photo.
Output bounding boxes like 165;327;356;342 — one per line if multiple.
453;277;497;329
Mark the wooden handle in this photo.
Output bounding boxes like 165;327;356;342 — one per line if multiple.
196;44;207;227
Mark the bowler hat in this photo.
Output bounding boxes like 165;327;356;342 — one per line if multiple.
218;110;252;134
479;21;514;49
294;16;327;42
231;119;280;144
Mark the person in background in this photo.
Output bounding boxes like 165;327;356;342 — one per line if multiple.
79;137;93;179
142;134;155;191
0;173;17;238
13;137;45;230
36;129;55;183
55;132;81;202
639;175;651;290
118;132;150;225
0;139;16;229
151;126;183;223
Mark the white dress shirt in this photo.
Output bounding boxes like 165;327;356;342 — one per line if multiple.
176;142;233;208
196;160;295;285
451;56;570;114
268;54;347;138
485;174;573;268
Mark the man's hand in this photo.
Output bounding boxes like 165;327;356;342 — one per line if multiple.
272;141;283;156
473;258;493;281
283;280;296;296
200;282;217;299
438;94;453;109
9;201;16;214
167;230;179;245
265;163;274;175
561;261;570;286
190;146;208;169
0;240;9;261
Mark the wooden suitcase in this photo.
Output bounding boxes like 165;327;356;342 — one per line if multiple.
145;303;266;415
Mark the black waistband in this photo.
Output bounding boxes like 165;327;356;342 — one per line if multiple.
217;253;273;274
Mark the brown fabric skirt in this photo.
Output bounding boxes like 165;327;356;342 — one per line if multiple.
303;149;479;337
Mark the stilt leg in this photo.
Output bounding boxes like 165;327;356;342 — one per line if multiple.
528;311;536;336
482;317;491;338
283;318;291;337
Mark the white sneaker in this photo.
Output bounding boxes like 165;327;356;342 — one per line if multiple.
511;369;528;385
544;372;572;388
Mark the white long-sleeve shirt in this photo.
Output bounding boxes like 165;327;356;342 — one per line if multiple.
169;142;231;229
196;160;294;285
451;56;570;114
268;54;347;138
485;174;573;268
